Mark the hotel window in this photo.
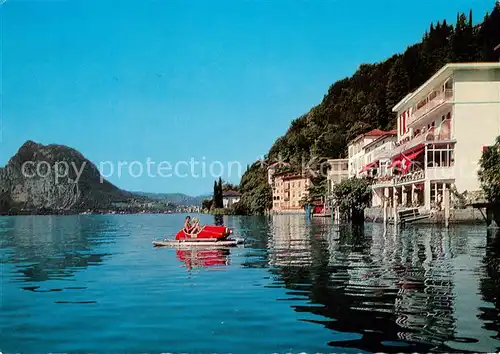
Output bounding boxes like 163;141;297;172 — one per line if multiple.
427;143;454;168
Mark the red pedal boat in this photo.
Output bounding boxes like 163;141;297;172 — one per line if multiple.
175;225;232;240
152;225;243;247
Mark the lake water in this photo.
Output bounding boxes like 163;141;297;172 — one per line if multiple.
1;214;499;353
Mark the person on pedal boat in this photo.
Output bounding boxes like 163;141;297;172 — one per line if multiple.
183;216;194;234
190;217;202;236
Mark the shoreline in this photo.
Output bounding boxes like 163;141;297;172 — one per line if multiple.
0;209;190;217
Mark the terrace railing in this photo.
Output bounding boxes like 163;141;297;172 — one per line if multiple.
408;89;453;126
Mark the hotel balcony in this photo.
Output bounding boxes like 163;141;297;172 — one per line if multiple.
407;89;453;127
391;133;428;157
371;175;394;189
393;170;425;185
391;125;453;158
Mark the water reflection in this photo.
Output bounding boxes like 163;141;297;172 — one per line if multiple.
176;248;230;270
268;215;313;267
236;215;272;269
0;215;121;284
243;215;500;352
478;230;500;343
213;215;223;226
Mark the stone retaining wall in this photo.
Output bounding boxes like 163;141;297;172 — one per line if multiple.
365;207;485;224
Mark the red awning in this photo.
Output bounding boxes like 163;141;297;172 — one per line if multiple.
402;147;424;161
387;159;401;169
400;147;425;173
389;146;424;169
359;161;378;174
404;143;424;155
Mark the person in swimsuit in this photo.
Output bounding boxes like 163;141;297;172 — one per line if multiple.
191;217;202;235
183;216;194;234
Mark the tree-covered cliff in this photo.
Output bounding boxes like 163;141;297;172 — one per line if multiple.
236;4;500;214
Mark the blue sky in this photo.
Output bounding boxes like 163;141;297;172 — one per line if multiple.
1;0;495;196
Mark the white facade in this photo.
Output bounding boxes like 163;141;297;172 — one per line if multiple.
361;133;397;177
453;68;500;192
347;130;393;177
222;193;240;208
372;62;500;210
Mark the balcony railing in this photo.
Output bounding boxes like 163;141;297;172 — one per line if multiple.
371;175;394;188
393;170;425;185
371;169;426;188
391;133;427;157
370;164;454;189
408;89;453;126
391;123;453;158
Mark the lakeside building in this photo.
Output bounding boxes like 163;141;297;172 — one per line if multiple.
326;158;349;194
348;129;398;177
359;131;398;178
222;190;241;209
269;170;310;213
364;62;500;210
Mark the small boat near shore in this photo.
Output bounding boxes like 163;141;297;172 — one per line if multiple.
153;224;243;247
152;237;244;247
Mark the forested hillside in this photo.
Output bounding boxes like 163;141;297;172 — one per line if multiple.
236;4;500;215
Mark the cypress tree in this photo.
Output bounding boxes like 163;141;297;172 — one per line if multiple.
213;180;218;209
217;177;223;208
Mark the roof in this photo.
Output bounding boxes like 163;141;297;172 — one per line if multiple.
363;130;397;150
222;190;241;197
393;62;500;112
274;171;309;180
349;129;397;145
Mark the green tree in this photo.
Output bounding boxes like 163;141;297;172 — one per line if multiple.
222;181;238;192
217;177;223;208
478;136;500;203
330;177;371;223
236;162;272;215
212;181;219;208
202;199;213;211
386;56;410;114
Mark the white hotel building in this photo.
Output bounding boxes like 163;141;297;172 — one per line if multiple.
358;62;500;210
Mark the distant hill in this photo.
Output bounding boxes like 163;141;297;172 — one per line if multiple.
132;192;210;206
0;140;150;213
